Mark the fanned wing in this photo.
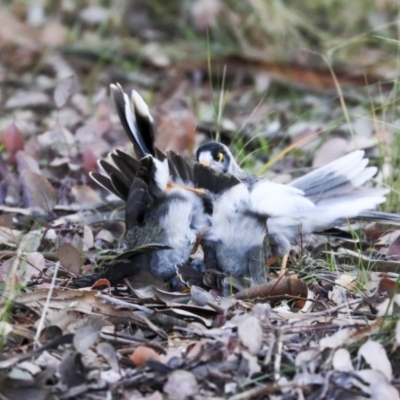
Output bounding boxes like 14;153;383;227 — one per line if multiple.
249;180;315;217
289;150;377;201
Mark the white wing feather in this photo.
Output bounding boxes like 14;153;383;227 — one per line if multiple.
250;180;315;217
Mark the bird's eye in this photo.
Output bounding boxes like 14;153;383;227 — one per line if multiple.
217;152;224;163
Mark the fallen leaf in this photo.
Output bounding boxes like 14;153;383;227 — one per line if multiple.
97;342;119;372
2;122;25;165
163;370;198;399
238;316;263;355
22;171;57;213
358;340;392;380
71;185;102;207
23;252;45;284
83;225;94;250
40;22;67;47
5;91;50;109
312;137;349;167
73;321;103;354
387;235;400;261
130;346;160;366
332;348;354;371
57;243;82;275
16;150;40;175
37;127;76;157
0;213;13;229
319;328;354;350
53;75;76;108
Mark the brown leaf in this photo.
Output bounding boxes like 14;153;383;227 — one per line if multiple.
312;137;349;167
156;108;196;153
57;243;82;275
0;213;13;229
71;185;102;207
22;171;57;213
40;22;67;47
130;346;160;366
54;75;76;108
0;9;39;50
92;278;111;289
2;122;25;165
82;148;98;177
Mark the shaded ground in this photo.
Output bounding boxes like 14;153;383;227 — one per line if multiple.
1;1;400;399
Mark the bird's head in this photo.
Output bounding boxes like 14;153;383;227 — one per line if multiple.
196;142;237;174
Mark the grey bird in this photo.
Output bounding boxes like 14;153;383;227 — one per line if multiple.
192;163;270;286
83;84;208;285
196;141;400;274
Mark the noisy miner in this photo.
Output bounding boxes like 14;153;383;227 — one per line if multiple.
77;84;210;287
196;141;400;274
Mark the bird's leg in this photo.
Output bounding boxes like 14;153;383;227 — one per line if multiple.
191;233;203;254
166;182;206;196
279;254;289;277
267;256;277;267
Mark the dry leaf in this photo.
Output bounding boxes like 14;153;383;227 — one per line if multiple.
54;75;76;108
312;137;349;167
73;321;103;354
23;252;45;284
332;348;354;371
238;316;263;355
22;171;57;213
387;235;400;261
0;213;13;229
5;91;50;109
71;185;102;207
57;243;82;275
97;342;119;372
2;122;25;165
16;150;40;175
130;346;160;367
37;127;76;157
358;340;392;380
83;225;94;250
163;370;198;400
156;109;196;153
319;328;354;350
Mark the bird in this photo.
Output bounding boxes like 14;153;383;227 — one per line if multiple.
83;84;210;286
181;163;271;287
196;141;400;274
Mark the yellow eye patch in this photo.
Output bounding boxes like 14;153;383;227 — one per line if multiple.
217;152;224;163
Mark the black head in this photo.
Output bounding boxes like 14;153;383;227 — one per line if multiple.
195;142;232;173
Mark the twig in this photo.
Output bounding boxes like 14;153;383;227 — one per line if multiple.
34;261;60;348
